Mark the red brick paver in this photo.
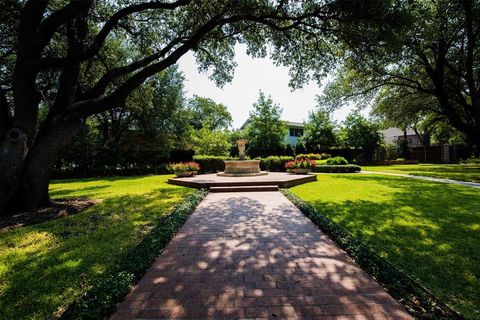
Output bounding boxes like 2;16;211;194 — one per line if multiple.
112;192;412;319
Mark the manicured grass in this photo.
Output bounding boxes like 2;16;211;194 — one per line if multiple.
363;164;480;182
291;174;480;319
0;175;193;319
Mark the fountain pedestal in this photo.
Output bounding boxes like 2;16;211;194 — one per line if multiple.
217;160;267;177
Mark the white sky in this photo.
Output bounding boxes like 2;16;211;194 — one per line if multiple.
176;44;353;129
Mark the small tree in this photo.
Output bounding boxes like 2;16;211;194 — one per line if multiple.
245;91;286;157
301;109;337;151
340;110;382;160
187;96;232;131
191;127;231;157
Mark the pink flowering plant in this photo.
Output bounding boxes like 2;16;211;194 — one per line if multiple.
285;159;316;171
167;162;200;173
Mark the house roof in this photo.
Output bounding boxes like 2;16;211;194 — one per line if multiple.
240;119;304;129
380;127;416;137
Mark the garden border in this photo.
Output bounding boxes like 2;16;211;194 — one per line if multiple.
60;189;208;320
281;189;464;320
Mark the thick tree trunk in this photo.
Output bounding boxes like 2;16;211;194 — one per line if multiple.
0;129;29;216
0;118;83;217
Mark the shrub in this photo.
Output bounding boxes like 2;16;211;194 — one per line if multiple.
192;155;235;173
326;156;349;165
259;156;294;172
313;164;361;173
462;157;480;164
167;162;200;173
296;153;331;160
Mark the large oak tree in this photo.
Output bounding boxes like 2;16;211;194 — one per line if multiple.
0;0;401;216
321;0;480;151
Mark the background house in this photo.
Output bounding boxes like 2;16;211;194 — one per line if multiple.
380;127;424;147
284;121;305;145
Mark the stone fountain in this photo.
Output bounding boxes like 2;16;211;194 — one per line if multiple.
217;139;267;177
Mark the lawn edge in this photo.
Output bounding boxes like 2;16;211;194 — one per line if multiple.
60;189;208;320
281;188;465;320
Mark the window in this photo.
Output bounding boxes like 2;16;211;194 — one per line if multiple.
289;128;304;137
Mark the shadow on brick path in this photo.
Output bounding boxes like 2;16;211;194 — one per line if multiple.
111;192;412;320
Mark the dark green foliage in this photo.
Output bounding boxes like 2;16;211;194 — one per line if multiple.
313;164;360;173
61;190;207;320
258;156;294;172
326;156;349;165
295;141;308;155
396;138;411;160
281;190;463;320
192;155;235;173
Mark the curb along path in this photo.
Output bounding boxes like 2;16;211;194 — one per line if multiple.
112;192;412;319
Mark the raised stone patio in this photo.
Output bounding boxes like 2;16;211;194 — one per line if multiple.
168;172;317;189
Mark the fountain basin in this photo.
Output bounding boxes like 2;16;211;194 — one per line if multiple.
217;160;268;177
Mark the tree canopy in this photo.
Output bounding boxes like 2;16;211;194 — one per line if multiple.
0;0;406;213
320;0;480;149
301;108;337;151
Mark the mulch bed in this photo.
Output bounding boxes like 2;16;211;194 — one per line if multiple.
0;198;98;231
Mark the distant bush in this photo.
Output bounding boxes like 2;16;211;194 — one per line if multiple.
259;156;294;172
296;153;331;160
326;156;349;165
192;155;235;173
462;157;480;164
313;164;361;173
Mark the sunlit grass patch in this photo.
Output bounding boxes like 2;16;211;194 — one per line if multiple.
291;174;480;319
363;164;480;182
0;175;193;319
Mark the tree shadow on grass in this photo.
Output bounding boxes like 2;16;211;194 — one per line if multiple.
0;187;192;319
308;174;480;318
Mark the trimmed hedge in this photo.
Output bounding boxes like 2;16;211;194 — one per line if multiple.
295;153;331;160
281;189;463;320
192;155;236;173
326;156;349;165
259;156;294;172
313;164;361;173
60;190;208;320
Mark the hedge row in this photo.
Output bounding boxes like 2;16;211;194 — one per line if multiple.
295;153;331;160
281;190;463;320
313;164;361;173
192;155;235;173
192;155;295;173
60;190;208;320
259;156;294;171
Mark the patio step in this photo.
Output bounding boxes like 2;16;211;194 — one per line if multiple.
209;185;279;192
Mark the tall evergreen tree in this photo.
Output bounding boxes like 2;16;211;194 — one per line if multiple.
245;91;286;157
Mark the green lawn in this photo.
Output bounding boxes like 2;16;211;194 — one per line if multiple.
291;174;480;319
0;175;193;320
363;164;480;182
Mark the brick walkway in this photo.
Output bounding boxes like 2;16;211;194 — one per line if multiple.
112;192;412;320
